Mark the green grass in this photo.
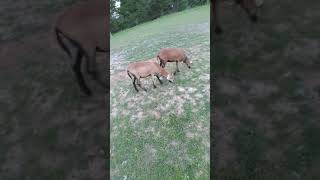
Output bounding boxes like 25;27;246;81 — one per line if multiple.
111;5;210;49
112;111;209;179
111;5;209;179
213;0;320;179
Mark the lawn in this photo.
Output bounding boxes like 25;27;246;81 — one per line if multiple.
0;1;107;179
213;0;320;179
110;5;210;179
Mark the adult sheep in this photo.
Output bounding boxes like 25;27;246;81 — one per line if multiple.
54;0;109;96
127;60;174;92
156;48;192;75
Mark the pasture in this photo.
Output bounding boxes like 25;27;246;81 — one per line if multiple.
110;5;210;179
213;0;320;179
0;0;107;179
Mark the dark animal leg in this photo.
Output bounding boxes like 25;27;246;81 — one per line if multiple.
127;70;133;79
156;75;163;84
133;77;139;92
152;75;157;88
73;49;92;96
55;28;72;58
161;62;166;68
137;78;147;92
174;62;180;75
85;50;108;88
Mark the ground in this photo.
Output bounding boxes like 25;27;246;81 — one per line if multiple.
110;5;210;179
2;0;319;179
1;1;108;179
213;0;320;179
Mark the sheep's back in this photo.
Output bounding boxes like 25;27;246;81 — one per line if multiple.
158;48;185;61
55;0;108;50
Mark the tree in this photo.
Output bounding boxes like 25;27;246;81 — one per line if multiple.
110;0;207;33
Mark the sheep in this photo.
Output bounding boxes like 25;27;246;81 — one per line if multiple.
127;60;174;92
212;0;260;34
54;0;108;96
156;48;192;75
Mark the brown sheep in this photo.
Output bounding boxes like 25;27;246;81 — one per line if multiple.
54;0;108;96
156;48;192;75
127;60;174;92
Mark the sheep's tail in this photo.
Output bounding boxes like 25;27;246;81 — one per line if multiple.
127;70;133;79
55;27;72;58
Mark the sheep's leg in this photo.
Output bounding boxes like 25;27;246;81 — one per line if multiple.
127;71;133;79
161;62;166;68
137;78;147;92
133;77;139;92
174;62;180;75
156;75;163;84
152;75;157;88
73;49;92;95
85;49;108;88
85;48;97;74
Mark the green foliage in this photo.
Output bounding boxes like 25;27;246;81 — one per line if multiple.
110;0;208;33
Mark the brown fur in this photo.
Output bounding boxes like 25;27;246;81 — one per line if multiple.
156;48;191;74
127;60;174;92
54;0;109;96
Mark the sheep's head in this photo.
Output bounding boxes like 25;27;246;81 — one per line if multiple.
184;57;192;69
166;73;174;83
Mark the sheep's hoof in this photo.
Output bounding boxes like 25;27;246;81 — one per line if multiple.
153;85;157;88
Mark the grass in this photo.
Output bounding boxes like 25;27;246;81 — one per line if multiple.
213;0;320;179
1;1;108;179
110;4;210;179
111;5;210;49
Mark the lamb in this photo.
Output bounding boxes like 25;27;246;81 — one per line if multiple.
156;48;192;75
127;60;174;92
54;0;108;96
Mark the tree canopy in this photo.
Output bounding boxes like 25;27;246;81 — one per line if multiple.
110;0;208;33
